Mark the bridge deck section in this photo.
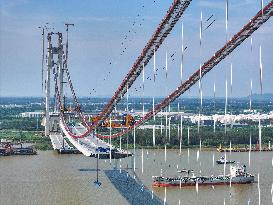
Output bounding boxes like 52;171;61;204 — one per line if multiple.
60;121;131;158
49;133;72;150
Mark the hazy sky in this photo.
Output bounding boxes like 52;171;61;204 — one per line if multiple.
0;0;272;98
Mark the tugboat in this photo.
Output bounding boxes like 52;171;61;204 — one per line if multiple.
0;147;11;156
0;141;13;156
216;156;235;164
152;165;254;187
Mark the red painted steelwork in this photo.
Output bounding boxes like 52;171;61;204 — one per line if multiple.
60;0;273;139
93;0;273;139
93;0;192;128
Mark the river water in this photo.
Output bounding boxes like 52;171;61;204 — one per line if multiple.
0;149;272;205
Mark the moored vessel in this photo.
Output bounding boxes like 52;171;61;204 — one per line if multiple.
152;165;254;187
216;156;235;164
217;141;273;152
0;140;37;156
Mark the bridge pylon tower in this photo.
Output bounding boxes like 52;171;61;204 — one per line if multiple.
44;32;65;136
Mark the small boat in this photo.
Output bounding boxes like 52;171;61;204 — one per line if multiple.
152;165;254;187
177;169;194;174
216;156;235;164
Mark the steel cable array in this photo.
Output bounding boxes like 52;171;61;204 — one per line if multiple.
59;0;273;139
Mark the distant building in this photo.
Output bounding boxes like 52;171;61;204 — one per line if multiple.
202;119;214;126
243;109;257;114
19;111;44;118
231;122;248;128
138;125;165;130
1;139;12;143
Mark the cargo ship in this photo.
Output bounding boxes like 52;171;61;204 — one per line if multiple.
152;165;254;187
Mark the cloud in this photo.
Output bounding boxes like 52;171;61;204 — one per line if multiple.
73;16;112;23
229;0;255;8
0;0;30;16
258;22;273;34
199;0;224;10
200;0;256;10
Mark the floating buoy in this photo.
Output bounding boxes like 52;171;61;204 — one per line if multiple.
94;180;102;187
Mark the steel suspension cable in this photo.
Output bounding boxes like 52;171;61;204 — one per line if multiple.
93;1;273;139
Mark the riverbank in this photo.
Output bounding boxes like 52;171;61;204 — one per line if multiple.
1;129;272;151
0;130;52;150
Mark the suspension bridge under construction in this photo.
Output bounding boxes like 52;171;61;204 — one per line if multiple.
2;1;273;205
42;0;273;161
34;0;273;204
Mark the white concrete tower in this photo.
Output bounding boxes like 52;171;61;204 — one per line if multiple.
57;32;64;110
45;33;53;136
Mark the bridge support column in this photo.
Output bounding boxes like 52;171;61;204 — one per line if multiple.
45;33;52;136
94;154;101;187
57;33;64;111
113;158;117;170
131;155;135;178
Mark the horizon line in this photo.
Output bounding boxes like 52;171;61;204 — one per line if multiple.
0;93;272;99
